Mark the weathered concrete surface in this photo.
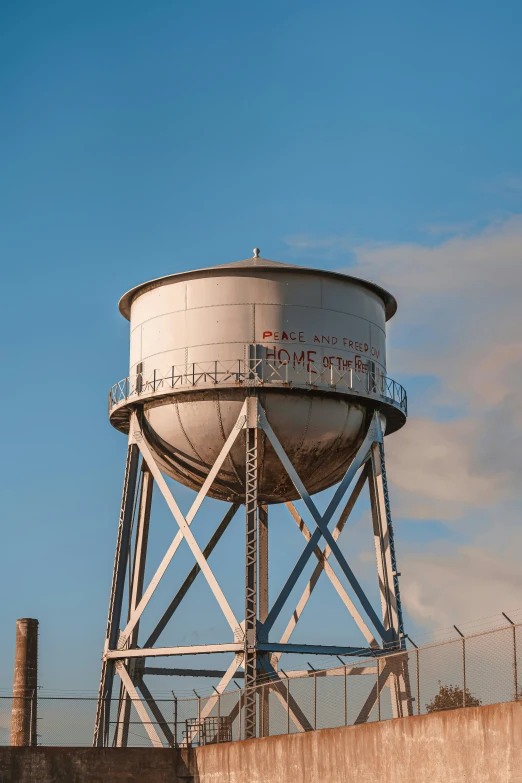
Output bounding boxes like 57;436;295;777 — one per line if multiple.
196;701;522;783
0;747;195;783
0;701;520;782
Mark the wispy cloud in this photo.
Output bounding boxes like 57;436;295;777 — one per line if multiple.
481;174;522;196
283;233;358;261
295;216;522;630
420;221;475;236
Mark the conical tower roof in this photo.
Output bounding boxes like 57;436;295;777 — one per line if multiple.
119;250;397;320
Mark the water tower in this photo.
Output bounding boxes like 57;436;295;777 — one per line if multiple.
94;251;411;747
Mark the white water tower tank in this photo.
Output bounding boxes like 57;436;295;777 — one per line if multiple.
109;253;406;503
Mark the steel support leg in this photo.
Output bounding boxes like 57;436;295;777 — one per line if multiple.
244;396;259;739
368;433;412;718
368;443;399;637
259;504;269;737
115;465;153;746
94;442;140;747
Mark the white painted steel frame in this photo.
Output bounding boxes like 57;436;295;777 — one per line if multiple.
94;396;409;747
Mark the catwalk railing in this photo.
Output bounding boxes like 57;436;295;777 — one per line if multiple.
1;621;520;747
108;358;407;417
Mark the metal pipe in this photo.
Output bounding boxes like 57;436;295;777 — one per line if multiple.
10;618;38;747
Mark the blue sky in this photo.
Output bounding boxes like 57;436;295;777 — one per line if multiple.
2;0;522;700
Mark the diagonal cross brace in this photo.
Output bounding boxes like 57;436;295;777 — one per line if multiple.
136;679;174;747
144;504;240;649
116;663;163;748
261;408;389;642
280;468;379;652
119;407;246;645
274;472;373;665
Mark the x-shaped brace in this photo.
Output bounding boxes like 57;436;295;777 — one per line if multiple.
117;404;248;648
258;404;391;645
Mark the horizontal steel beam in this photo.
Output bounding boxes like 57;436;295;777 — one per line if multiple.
143;667;244;678
257;643;376;657
284;666;376;678
106;643;243;659
108;642;379;659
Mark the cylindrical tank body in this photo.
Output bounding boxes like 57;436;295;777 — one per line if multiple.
10;618;38;747
111;257;404;503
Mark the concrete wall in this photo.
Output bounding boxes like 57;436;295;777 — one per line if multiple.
0;747;195;783
196;700;522;783
0;701;520;782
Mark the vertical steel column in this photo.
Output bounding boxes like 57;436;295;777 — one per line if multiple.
369;443;399;638
115;464;153;746
244;395;259;739
10;618;38;747
378;439;413;719
94;441;139;747
377;442;405;639
369;432;412;718
259;506;269;624
258;504;269;737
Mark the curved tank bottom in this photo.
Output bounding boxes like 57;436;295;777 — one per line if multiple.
139;388;371;504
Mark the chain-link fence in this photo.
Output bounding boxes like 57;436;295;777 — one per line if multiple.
1;621;520;747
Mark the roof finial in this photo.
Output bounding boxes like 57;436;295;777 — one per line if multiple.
253;248;260;258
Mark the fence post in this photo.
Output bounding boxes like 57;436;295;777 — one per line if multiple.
29;690;35;747
514;627;518;701
502;613;518;701
408;639;421;716
314;672;317;730
454;626;466;707
377;659;381;721
173;694;178;747
287;678;290;735
463;638;466;707
344;665;348;726
217;690;221;742
416;648;420;715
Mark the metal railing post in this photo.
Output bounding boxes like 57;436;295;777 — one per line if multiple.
109;362;407;422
